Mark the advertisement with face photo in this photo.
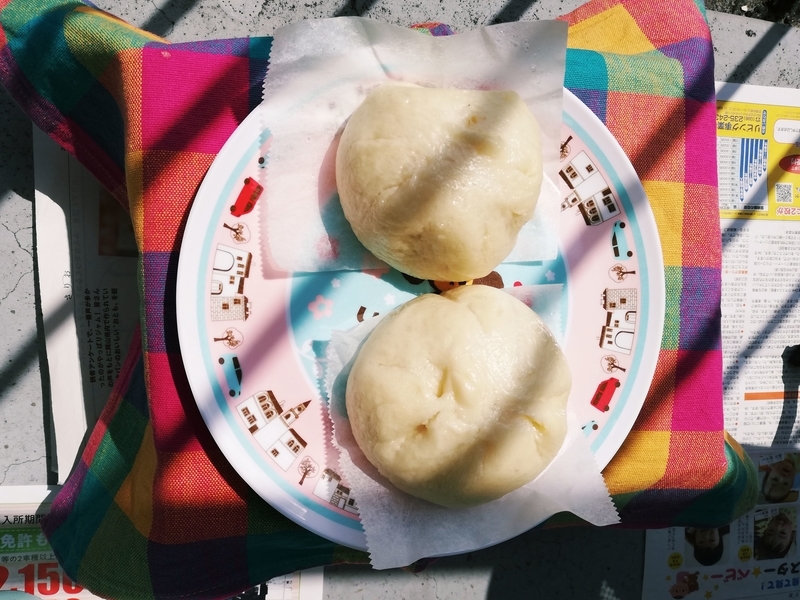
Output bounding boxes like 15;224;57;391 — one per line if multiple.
685;526;731;567
643;473;800;599
644;510;800;600
759;454;800;505
755;507;797;562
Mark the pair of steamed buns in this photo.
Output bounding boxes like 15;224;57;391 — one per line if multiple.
335;83;571;508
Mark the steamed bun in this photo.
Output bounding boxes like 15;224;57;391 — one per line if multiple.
335;83;543;281
345;285;570;508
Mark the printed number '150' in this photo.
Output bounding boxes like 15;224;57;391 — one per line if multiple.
0;563;83;596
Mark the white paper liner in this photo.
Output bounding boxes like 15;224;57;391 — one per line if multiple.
258;17;567;274
324;287;620;569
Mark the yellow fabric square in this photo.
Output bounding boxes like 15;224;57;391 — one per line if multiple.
603;430;671;495
642;180;684;267
725;431;748;462
114;423;156;537
567;4;656;55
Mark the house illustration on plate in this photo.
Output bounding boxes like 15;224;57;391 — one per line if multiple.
210;243;252;321
599;288;637;354
559;150;621;226
313;468;359;514
236;390;309;471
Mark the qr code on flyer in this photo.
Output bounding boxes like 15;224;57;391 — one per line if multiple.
776;182;793;203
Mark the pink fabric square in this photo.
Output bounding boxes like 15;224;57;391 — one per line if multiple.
622;0;711;44
683;99;718;186
142;48;250;154
671;349;724;431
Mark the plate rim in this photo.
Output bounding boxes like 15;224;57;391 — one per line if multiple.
561;89;666;468
175;104;370;550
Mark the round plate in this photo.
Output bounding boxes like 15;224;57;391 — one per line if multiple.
176;89;665;551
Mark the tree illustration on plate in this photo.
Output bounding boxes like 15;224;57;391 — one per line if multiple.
602;355;627;374
223;222;251;244
608;263;636;282
298;456;319;485
213;327;243;349
560;135;573;160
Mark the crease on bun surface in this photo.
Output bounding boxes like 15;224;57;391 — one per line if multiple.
345;285;571;508
335;83;544;282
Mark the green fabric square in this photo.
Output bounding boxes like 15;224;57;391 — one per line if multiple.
49;468;114;577
246;488;304;535
674;442;757;527
246;531;340;586
606;51;685;98
79;501;153;600
2;0;83;32
245;488;367;571
331;543;369;565
663;266;683;350
6;5;97;113
248;36;272;60
64;10;152;79
91;401;147;492
565;48;608;91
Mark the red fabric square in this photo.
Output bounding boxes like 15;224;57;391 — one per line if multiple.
633;349;677;432
146;352;204;454
607;91;686;183
661;431;727;489
141;150;214;251
683;98;718;186
151;450;248;543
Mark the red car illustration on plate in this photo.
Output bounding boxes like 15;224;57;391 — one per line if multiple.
230;177;263;217
590;377;621;412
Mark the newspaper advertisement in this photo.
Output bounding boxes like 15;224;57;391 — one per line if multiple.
0;486;102;598
0;487;323;599
642;83;800;599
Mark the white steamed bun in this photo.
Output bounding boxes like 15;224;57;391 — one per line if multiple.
336;83;543;281
345;285;570;508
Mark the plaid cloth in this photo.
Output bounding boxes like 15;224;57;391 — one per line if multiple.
0;0;757;597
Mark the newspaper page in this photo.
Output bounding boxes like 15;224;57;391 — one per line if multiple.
33;128;140;483
642;83;800;599
226;568;324;600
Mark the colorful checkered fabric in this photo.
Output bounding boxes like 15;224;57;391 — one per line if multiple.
560;0;758;527
0;0;756;598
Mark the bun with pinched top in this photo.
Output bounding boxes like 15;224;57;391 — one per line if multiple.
336;83;543;282
345;285;570;508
